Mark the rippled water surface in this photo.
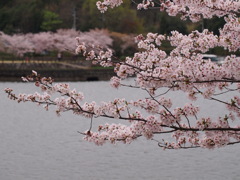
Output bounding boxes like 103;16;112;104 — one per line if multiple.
1;81;240;180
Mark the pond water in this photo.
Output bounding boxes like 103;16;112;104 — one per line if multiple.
0;81;240;180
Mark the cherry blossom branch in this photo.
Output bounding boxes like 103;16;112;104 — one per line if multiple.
5;72;240;148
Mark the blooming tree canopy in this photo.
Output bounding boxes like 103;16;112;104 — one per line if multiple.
0;29;113;56
5;0;240;149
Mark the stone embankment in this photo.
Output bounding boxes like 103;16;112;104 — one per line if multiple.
0;62;115;82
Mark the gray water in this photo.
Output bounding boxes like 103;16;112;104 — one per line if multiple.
0;81;240;180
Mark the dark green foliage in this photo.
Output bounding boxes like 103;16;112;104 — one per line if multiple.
0;0;44;34
159;13;187;35
79;0;144;33
41;10;62;31
198;17;225;35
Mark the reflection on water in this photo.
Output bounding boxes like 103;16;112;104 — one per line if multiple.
0;81;240;180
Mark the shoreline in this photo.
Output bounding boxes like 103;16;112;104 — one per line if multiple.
0;62;115;82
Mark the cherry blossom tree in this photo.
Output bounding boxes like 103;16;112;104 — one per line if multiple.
5;0;240;149
0;29;113;56
0;32;35;56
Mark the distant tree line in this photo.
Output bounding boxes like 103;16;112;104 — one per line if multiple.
0;0;225;35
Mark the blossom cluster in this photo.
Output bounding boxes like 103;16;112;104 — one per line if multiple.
132;0;240;22
75;41;113;67
96;0;123;13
